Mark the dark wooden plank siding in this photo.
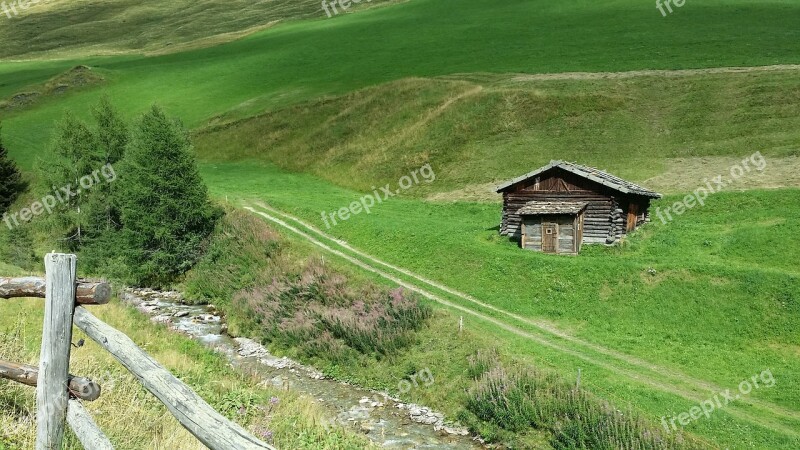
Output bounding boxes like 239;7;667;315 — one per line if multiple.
558;223;574;253
499;166;657;250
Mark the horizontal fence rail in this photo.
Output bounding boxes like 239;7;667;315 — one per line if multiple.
0;276;111;305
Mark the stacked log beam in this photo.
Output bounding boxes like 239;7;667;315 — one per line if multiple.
501;191;612;241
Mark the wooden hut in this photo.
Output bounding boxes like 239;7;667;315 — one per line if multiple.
496;161;661;253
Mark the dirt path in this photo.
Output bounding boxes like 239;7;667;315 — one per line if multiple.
512;64;800;82
244;203;800;438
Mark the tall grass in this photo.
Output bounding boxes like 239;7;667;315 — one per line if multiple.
0;299;371;449
465;353;703;450
233;259;431;363
184;210;432;365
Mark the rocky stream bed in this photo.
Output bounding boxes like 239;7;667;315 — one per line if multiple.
123;288;485;449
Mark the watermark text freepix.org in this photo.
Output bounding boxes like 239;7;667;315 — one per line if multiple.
656;0;687;17
321;0;371;18
321;164;435;229
398;368;434;395
3;163;117;230
2;0;52;19
661;368;775;433
655;151;766;224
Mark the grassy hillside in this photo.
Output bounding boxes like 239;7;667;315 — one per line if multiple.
181;209;707;449
2;0;800;168
200;161;800;449
193;71;800;195
1;0;799;448
0;0;395;59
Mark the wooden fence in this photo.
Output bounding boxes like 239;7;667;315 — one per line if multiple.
0;253;275;450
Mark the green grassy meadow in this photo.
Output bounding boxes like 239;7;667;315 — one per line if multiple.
1;0;799;448
191;72;800;195
0;0;393;59
201;161;800;449
3;0;800;168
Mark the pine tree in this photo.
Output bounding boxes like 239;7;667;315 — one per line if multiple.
117;105;220;286
86;96;128;233
0;129;25;216
94;96;128;166
80;97;129;273
37;113;101;249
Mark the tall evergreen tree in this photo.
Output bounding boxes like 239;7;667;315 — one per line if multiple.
93;96;128;166
0;129;25;216
87;96;128;234
80;97;130;273
38;113;101;248
117;106;220;286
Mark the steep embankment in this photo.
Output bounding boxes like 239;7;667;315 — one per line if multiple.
194;71;800;197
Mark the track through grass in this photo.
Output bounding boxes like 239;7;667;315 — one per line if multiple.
243;202;800;443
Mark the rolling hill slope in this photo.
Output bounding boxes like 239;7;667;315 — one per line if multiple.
192;71;800;196
1;1;799;448
0;0;396;59
2;0;800;168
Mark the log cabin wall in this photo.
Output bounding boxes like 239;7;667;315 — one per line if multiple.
500;168;645;244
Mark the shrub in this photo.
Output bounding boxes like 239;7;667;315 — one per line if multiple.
232;259;432;363
0;227;37;271
184;208;282;304
466;358;702;449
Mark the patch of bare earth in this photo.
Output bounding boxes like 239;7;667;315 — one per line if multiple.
426;156;800;203
642;156;800;194
426;182;501;203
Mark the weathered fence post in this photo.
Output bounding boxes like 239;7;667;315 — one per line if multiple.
35;253;77;450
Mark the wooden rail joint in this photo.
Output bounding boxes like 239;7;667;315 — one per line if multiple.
0;360;102;401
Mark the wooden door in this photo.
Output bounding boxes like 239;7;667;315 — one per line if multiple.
627;203;639;232
542;222;557;253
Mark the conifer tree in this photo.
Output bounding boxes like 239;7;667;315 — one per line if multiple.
0;129;25;216
117;105;219;285
38;113;101;248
